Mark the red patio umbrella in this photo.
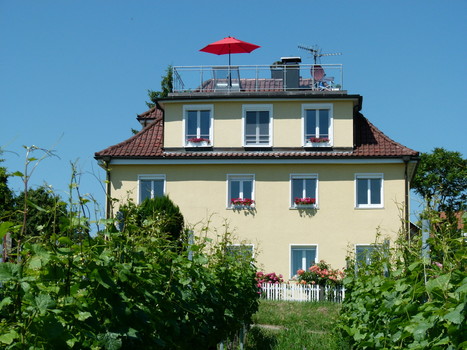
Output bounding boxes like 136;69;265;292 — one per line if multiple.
200;36;260;66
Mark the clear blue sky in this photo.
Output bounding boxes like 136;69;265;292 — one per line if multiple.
1;0;466;220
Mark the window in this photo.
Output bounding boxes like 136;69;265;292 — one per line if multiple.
302;104;333;145
243;105;272;146
227;244;254;260
355;174;383;208
184;105;213;146
355;245;376;266
138;175;165;203
291;245;317;278
227;175;255;208
290;174;318;208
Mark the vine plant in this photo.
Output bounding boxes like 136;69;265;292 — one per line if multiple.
339;209;466;349
0;147;259;349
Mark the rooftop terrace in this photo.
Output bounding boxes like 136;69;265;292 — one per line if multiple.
172;61;343;95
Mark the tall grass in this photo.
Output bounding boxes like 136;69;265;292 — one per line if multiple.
245;300;348;350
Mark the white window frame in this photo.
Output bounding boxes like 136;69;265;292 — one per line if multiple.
301;103;333;146
290;244;318;278
242;104;273;147
226;174;255;209
355;173;384;209
289;174;319;209
137;174;166;204
355;244;377;265
183;104;214;147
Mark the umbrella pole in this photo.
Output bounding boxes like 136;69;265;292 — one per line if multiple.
228;49;231;87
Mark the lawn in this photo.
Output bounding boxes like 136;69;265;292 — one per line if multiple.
243;300;349;350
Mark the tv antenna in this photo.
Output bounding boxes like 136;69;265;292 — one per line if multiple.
298;45;342;64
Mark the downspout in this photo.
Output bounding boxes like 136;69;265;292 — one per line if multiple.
403;155;411;238
99;156;112;219
105;161;112;219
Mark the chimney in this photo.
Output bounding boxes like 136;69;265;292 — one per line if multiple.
280;57;301;90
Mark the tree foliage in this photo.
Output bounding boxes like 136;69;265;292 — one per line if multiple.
146;65;173;109
0;160;14;220
412;147;467;212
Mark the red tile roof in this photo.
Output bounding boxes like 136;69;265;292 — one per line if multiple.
137;107;162;121
95;113;418;159
96;116;164;158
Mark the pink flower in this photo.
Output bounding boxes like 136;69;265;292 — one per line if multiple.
294;197;316;205
231;198;255;206
187;137;210;143
434;262;443;268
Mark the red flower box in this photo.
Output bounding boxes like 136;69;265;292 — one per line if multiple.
294;197;316;205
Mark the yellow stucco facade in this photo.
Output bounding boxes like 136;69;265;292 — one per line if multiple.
108;161;406;276
162;99;355;149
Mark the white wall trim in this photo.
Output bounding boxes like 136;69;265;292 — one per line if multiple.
289;173;319;209
354;173;384;209
301;103;334;147
289;244;319;278
226;174;255;208
242;104;273;147
182;104;214;147
137;174;166;204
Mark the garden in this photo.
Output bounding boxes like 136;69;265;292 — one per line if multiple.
0;149;259;349
0;147;465;349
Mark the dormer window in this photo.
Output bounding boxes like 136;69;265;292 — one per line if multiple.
243;104;273;147
302;104;333;147
184;105;213;147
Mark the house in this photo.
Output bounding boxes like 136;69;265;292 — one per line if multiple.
95;58;419;277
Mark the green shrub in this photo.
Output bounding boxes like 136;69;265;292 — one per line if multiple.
338;210;467;349
117;196;184;242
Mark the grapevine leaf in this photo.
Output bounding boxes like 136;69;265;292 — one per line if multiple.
0;263;20;281
0;329;19;345
76;311;92;321
444;303;465;324
0;222;14;239
35;294;55;314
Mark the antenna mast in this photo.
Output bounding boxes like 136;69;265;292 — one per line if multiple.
298;45;342;64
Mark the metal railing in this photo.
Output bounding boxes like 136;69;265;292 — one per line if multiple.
172;64;343;94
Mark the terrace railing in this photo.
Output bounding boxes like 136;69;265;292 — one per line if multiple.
172;64;343;94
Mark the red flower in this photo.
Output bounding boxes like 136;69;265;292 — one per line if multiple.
187;137;210;143
294;197;316;205
309;137;329;143
231;198;255;206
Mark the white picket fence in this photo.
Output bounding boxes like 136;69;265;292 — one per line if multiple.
260;283;345;302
